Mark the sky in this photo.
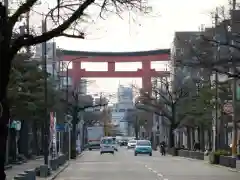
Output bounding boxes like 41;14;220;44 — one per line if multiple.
56;0;228;51
29;0;229;97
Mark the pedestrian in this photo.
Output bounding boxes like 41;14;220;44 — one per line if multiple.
160;140;166;156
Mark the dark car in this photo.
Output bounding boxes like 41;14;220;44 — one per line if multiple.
119;140;128;146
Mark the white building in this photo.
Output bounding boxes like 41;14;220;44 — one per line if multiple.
110;85;134;136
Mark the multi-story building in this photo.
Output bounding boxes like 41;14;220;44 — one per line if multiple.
34;42;58;76
111;85;134;136
169;10;240;149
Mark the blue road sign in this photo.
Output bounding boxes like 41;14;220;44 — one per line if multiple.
56;124;65;132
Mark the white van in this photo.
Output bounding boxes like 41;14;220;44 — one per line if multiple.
100;137;115;154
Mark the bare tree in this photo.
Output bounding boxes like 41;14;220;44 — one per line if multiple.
135;76;194;148
176;6;240;78
0;0;145;178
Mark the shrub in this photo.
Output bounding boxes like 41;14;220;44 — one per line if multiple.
214;150;230;156
237;153;240;160
209;150;230;164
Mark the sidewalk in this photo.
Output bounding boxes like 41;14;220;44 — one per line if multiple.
144;152;240;180
172;155;240;173
6;158;43;180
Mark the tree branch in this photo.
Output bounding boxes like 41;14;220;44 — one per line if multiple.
58;32;85;39
18;0;94;47
9;0;38;27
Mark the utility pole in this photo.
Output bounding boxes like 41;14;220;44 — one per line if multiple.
42;18;49;165
231;0;238;157
212;8;219;152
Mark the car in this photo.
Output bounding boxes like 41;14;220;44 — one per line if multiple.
119;139;128;146
100;137;115;155
127;140;137;149
134;140;152;156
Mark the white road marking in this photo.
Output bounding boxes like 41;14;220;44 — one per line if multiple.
144;164;165;179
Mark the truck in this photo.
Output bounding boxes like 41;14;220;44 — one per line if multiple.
87;126;104;150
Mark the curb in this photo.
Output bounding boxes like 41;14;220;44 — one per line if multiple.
203;162;240;173
48;162;70;180
4;164;12;170
48;153;84;180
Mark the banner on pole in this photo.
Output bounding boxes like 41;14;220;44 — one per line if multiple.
50;112;57;159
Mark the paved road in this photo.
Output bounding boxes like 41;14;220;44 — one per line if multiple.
56;147;240;180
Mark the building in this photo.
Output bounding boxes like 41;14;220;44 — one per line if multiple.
168;10;240;149
117;85;133;103
34;42;58;76
111;85;134;136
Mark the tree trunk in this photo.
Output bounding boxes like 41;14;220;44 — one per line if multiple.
41;123;45;155
134;118;139;140
207;129;212;150
0;63;11;179
0;22;14;179
197;126;200;143
0;99;10;180
168;124;175;148
18;120;29;157
71;105;78;159
199;125;205;152
9;128;16;162
186;126;191;149
32;121;40;155
168;104;176;148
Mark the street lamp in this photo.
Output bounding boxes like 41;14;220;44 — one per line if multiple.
58;56;84;104
42;6;57;165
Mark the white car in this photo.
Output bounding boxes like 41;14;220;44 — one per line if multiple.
127;140;137;149
100;137;115;154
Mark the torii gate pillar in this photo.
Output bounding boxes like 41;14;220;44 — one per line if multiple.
141;61;152;93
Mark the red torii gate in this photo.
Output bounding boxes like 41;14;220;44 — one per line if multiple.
58;49;170;91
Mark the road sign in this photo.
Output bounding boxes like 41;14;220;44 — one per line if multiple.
10;120;21;131
223;102;233;115
56;124;65;132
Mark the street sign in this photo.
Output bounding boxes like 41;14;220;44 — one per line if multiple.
223;102;233;115
56;124;65;132
10;120;21;131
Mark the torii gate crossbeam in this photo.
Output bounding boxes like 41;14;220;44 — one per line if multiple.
58;49;170;91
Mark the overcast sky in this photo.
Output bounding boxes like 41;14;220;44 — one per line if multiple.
28;0;229;97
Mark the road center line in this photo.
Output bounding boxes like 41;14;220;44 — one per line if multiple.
144;164;165;179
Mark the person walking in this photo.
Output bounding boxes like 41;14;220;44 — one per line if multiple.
160;140;166;156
